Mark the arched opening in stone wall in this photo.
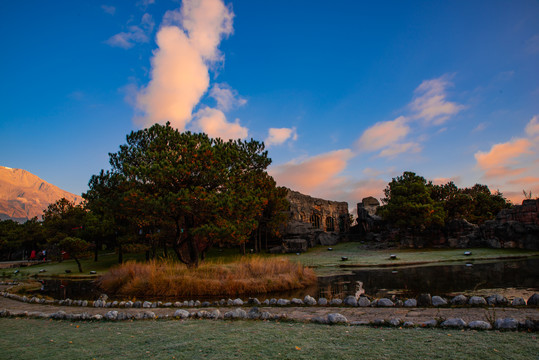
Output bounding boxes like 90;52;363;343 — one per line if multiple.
325;216;335;231
310;213;321;229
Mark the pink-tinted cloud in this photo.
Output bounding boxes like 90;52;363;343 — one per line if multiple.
136;0;238;131
355;116;409;152
507;176;539;185
378;142;421;158
525;115;539;137
136;26;209;129
194;107;248;140
410;75;465;125
163;0;233;62
265;127;298;147
475;138;533;178
269;149;354;195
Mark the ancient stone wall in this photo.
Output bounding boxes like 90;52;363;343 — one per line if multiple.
272;189;350;253
286;189;349;233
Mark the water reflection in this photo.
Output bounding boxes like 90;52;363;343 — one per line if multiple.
36;258;539;301
318;258;539;298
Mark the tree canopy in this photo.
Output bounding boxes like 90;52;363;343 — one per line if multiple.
84;123;288;267
379;171;511;232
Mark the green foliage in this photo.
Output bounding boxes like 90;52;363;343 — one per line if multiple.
379;172;446;231
379;172;512;232
57;236;92;272
84;123;288;267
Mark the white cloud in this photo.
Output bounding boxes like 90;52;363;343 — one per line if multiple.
209;84;246;111
265;127;298;147
410;75;465;125
525;115;539;138
193;107;248;140
105;13;154;49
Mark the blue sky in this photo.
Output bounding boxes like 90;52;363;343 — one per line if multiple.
1;0;538;206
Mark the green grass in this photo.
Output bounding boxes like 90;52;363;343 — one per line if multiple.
284;243;539;275
0;318;537;359
3;244;538;279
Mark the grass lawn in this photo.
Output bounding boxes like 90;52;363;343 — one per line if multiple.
3;244;538;279
285;243;539;275
0;318;537;359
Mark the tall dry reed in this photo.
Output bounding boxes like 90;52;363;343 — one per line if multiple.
97;257;316;298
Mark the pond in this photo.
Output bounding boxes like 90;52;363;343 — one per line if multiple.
35;258;539;301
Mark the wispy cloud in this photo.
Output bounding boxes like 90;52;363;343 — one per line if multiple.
526;34;539;53
105;13;154;49
378;142;421;158
101;5;116;15
355;116;409;152
409;75;465;125
209;83;246;111
265;127;298;147
269;149;354;195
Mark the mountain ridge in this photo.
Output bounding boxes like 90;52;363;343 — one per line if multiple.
0;166;82;222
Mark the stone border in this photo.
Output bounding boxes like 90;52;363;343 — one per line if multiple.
0;307;537;331
1;290;537;310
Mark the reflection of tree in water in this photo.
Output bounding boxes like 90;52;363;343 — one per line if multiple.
318;258;539;298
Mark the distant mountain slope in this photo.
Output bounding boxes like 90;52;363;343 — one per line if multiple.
0;166;82;222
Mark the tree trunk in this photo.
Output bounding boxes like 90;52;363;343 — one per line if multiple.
74;257;83;273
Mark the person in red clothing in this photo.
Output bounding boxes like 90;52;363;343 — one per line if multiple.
29;250;36;260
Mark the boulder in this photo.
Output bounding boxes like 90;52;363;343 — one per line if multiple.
421;319;437;328
417;294;432;307
469;296;487;306
329;299;342;306
104;311;118;320
224;308;247;320
404;299;417;307
232;298;244;306
327;313;348;324
358;297;371;307
318;298;328;306
343;296;358;307
291;298;303;305
486;294;508;306
247;307;260;320
432;296;447;306
441;318;467;328
388;318;401;327
142;301;152;308
512;297;526;306
450;295;467;305
495;318;519;330
403;321;415;328
304;295;317;305
468;320;492;330
311;316;329;324
248;298;261;306
376;298;394;307
527;293;539;305
277;299;290;306
173;309;190;319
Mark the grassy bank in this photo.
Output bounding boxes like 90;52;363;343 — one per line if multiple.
98;257;316;297
286;243;539;275
0;318;537;359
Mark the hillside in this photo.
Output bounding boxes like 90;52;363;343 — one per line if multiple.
0;166;82;222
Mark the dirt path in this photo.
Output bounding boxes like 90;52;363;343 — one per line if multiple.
1;294;537;324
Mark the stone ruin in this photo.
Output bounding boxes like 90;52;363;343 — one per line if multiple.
273;189;350;253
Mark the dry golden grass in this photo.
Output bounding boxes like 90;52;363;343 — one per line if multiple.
97;257;317;298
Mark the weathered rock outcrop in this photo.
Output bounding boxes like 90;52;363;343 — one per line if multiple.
277;189;349;252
